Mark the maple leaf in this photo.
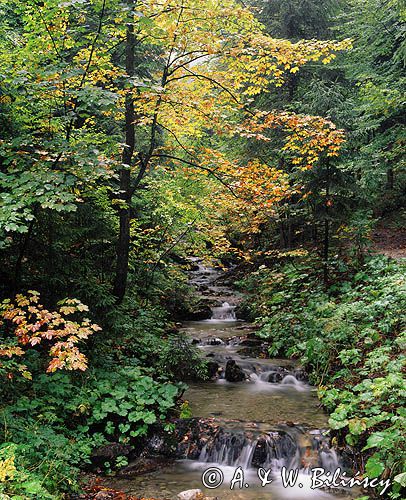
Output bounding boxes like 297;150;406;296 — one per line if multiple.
0;293;100;379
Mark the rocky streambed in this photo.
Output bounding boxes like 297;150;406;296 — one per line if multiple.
100;260;359;500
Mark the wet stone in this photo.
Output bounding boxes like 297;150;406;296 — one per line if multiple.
206;361;220;379
94;492;115;500
238;337;263;347
116;457;170;478
267;369;289;383
90;443;133;467
293;368;309;382
224;359;246;382
205;337;224;345
177;490;203;500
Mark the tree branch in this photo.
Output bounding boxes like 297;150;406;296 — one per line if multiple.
167;53;213;77
156;122;198;160
151;153;238;197
167;67;241;105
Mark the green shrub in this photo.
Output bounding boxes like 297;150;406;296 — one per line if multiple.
157;333;209;381
0;443;57;499
0;366;181;498
99;305;208;381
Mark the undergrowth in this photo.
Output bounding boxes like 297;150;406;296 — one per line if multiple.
240;254;406;498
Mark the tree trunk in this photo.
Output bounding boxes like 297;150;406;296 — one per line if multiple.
113;5;135;303
386;168;394;190
287;213;292;248
323;217;329;285
323;162;330;286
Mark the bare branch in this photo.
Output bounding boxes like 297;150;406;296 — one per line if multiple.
167;67;241;105
156;122;198;160
151;153;238;198
167;53;213;77
168;49;207;66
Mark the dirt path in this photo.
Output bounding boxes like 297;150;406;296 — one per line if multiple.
372;213;406;260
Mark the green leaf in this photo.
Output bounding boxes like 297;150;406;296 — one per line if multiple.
118;423;130;434
345;433;357;446
362;432;386;450
143;412;157;424
128;411;143;422
393;472;406;487
365;455;385;478
329;416;349;430
348;418;367;436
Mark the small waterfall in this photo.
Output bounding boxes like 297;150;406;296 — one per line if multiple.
194;428;341;474
320;447;340;472
188;258;222;289
247;371;309;392
197;430;295;469
199;433;256;469
281;374;301;386
280;374;308;391
199;337;225;346
210;302;237;321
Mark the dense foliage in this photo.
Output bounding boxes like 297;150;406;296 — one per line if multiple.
0;0;404;498
0;367;180;497
241;255;405;498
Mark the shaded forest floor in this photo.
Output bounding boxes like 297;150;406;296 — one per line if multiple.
372;210;406;260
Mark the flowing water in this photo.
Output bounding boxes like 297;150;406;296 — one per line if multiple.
109;261;358;499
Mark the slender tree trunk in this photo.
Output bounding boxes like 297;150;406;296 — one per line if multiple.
386;168;394;190
113;0;180;302
113;6;135;303
323;218;330;285
323;162;330;286
312;223;317;245
287;73;298;101
280;220;286;248
287;213;292;248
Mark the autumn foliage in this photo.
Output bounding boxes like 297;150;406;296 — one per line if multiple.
0;291;101;379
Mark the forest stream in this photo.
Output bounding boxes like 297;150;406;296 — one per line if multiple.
1;2;404;499
107;261;359;500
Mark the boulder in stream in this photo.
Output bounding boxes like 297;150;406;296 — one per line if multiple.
94;492;115;500
144;433;176;457
172;418;222;459
177;490;218;500
224;359;246;382
267;368;289;383
204;337;224;345
184;304;212;321
206;360;220;379
177;490;203;500
117;456;170;477
293;368;309;382
238;337;263;347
